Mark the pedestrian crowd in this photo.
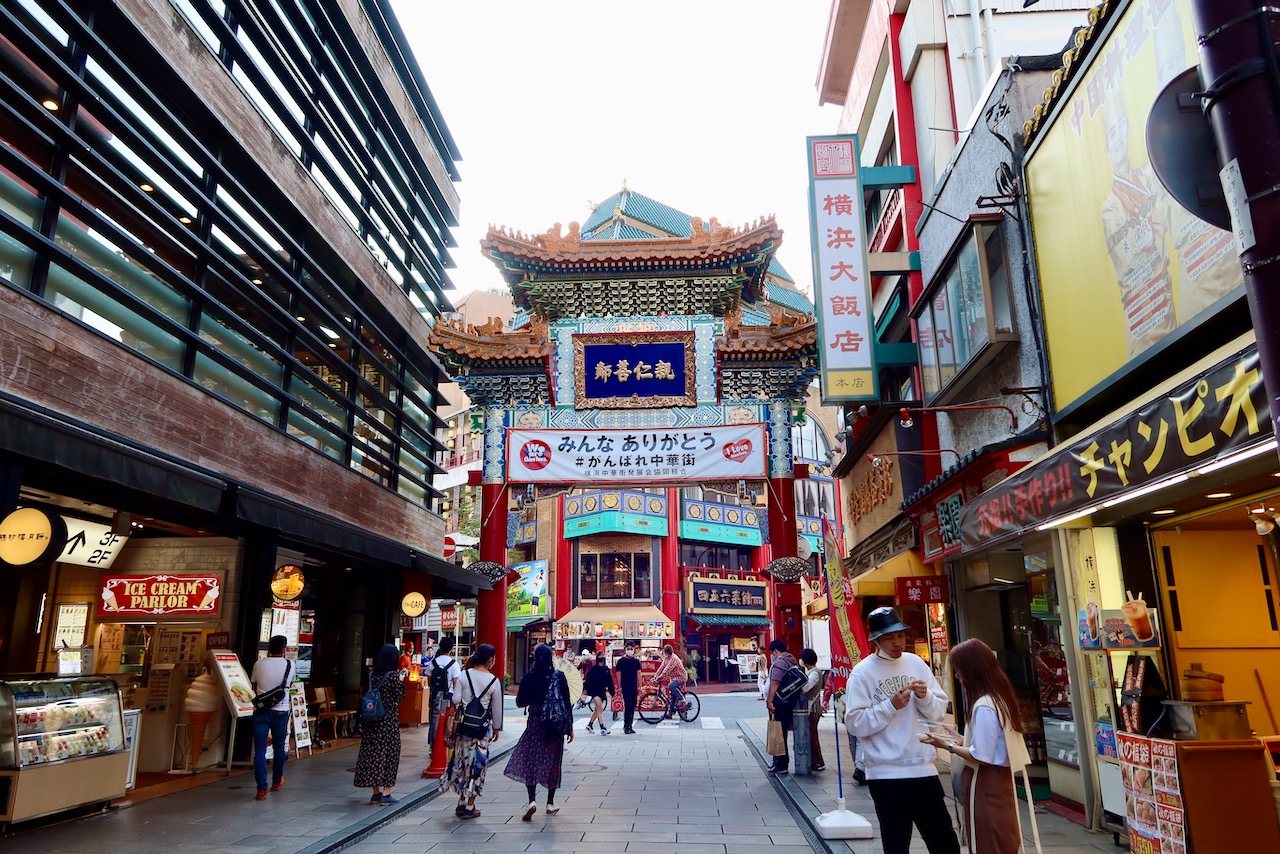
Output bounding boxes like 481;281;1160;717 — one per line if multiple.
248;611;1027;854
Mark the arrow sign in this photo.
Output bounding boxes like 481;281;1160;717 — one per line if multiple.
58;517;128;569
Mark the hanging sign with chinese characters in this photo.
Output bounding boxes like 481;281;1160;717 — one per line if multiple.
686;577;769;615
895;576;950;606
807;135;878;403
506;424;767;483
574;331;696;409
961;345;1268;549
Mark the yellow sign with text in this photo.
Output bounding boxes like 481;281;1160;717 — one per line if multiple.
1025;0;1242;410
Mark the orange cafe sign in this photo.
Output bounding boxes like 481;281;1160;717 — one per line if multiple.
99;574;222;617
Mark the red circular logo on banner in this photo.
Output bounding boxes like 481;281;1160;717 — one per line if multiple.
519;440;552;470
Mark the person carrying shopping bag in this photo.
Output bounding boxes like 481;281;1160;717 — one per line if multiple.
923;638;1042;854
440;643;503;819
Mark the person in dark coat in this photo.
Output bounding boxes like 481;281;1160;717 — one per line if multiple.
504;644;574;821
615;643;642;734
354;644;406;804
583;654;614;735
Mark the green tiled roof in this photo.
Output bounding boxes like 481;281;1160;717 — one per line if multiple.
581;188;695;238
767;284;814;314
767;257;795;283
583;222;659;241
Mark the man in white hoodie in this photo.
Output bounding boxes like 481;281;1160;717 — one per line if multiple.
845;607;959;854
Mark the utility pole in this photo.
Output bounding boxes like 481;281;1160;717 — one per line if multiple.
1192;2;1280;426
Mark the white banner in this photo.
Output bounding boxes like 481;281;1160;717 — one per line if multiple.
808;135;879;402
506;424;768;483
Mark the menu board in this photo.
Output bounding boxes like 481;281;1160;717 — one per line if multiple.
288;683;311;749
54;602;90;649
146;666;173;713
209;650;255;718
1117;733;1186;854
154;628;204;665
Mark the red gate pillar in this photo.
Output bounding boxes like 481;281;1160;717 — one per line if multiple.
768;472;803;654
661;488;682;625
477;480;508;680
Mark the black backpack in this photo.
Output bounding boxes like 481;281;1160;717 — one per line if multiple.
775;664;807;705
429;655;452;700
540;671;573;737
456;671;498;739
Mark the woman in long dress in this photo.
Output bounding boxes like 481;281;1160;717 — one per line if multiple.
503;643;574;820
440;643;503;818
925;638;1030;853
353;644;405;804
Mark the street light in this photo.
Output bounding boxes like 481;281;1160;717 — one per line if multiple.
866;449;960;467
898;405;1018;432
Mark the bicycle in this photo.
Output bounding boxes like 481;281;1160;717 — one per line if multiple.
637;680;700;724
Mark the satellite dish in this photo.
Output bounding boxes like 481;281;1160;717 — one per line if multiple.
1147;68;1231;231
796;536;814;562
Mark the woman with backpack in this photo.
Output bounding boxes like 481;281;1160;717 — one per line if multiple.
353;644;406;805
503;643;574;821
440;643;503;819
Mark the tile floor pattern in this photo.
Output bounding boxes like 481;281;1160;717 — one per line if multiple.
0;701;1121;854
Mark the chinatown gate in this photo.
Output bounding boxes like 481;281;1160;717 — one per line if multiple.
428;195;821;679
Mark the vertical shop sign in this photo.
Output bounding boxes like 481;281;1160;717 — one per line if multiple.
808;135;878;403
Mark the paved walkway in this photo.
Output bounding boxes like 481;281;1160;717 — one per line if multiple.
1;701;1122;854
739;714;1123;853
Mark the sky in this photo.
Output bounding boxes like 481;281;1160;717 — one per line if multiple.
393;1;843;303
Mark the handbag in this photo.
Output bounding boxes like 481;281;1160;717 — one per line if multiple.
359;672;386;723
251;660;292;713
765;716;787;756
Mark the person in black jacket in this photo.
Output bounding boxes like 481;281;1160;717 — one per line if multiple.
582;654;615;736
615;643;642;734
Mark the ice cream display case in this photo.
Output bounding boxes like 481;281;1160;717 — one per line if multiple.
0;676;130;825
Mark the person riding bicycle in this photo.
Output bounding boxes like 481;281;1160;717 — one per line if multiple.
654;644;687;718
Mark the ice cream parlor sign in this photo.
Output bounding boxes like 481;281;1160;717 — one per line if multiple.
98;574;222;616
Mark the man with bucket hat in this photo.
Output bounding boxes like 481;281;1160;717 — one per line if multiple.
845;607;959;854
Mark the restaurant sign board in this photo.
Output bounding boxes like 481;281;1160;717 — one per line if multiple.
99;574;222;617
961;346;1267;549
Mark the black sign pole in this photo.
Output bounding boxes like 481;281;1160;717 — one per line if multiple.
1192;1;1280;445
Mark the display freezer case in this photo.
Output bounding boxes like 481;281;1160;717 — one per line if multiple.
0;676;130;825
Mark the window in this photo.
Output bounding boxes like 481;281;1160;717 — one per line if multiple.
790;413;832;462
578;552;651;602
679;542;753;572
914;217;1016;403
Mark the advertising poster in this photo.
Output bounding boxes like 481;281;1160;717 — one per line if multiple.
1095;719;1118;759
1117;732;1160;853
1151;738;1187;853
288;684;311;749
1101;606;1161;649
506;424;767;483
508;559;548;617
1025;0;1242;411
209;650;255;718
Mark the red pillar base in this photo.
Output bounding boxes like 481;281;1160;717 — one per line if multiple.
422;707;451;779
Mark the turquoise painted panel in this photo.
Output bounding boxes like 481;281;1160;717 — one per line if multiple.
564;511;669;539
679;520;762;547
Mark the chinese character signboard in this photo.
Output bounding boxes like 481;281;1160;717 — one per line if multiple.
506;424;767;483
686;577;768;615
895;576;950;606
808;135;878;403
574;331;696;409
509;559;549;617
961;346;1268;549
0;508;64;566
98;574;222;617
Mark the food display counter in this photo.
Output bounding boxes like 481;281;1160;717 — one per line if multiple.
0;676;129;825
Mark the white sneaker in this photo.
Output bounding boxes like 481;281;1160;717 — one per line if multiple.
522;801;536;821
545;804;560;815
600;727;610;735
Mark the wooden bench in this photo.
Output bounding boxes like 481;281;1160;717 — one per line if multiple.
310;686;355;741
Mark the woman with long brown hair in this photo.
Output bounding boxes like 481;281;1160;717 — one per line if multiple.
924;639;1038;854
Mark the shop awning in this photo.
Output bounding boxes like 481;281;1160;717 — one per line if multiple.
850;550;929;597
507;615;548;632
689;614;771;628
557;604;670;625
